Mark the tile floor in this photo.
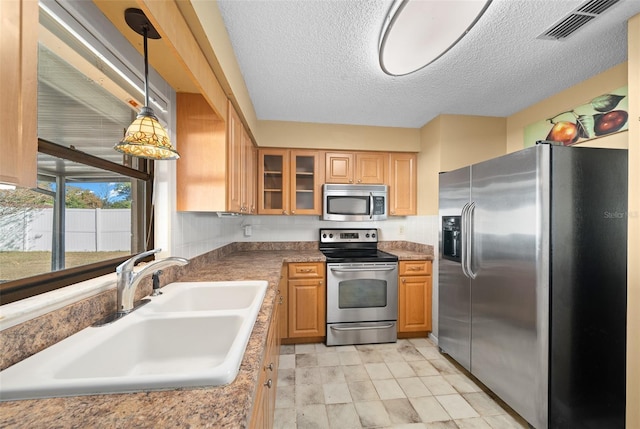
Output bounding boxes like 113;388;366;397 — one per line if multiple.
273;338;528;429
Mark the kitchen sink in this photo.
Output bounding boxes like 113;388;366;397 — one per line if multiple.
0;280;268;401
148;281;267;312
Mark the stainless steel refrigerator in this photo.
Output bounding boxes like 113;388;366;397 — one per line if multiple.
438;143;627;429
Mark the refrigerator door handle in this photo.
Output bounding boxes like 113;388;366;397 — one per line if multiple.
466;202;477;279
461;202;471;278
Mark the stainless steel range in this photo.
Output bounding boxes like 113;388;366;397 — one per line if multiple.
320;228;398;346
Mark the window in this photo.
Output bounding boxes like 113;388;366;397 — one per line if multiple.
0;1;174;304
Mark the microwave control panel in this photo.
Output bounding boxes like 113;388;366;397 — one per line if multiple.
372;196;386;215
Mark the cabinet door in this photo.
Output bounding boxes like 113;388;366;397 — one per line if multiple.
325;152;354;183
290;150;321;215
356;152;387;184
278;273;288;340
288;278;326;337
399;275;432;332
258;149;290;214
250;300;280;429
389;153;417;216
242;131;257;214
227;102;243;213
0;0;38;187
176;93;227;212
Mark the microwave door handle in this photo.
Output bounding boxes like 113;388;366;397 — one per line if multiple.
370;193;374;219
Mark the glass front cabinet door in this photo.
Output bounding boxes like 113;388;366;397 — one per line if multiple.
258;149;322;215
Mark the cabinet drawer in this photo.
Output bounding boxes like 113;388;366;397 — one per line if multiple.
288;262;324;278
399;260;432;276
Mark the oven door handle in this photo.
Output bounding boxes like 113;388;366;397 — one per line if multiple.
330;324;395;331
330;267;397;272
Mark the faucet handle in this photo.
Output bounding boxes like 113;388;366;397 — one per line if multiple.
116;248;162;273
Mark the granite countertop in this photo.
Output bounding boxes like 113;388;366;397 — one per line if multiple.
0;244;433;428
0;250;324;429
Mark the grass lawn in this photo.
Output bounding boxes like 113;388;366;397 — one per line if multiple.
0;251;129;282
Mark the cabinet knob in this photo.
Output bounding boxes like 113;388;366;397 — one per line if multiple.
402;278;406;283
391;211;395;215
349;179;353;183
283;210;288;215
292;210;296;214
264;379;273;388
357;179;361;183
265;362;274;371
279;295;284;305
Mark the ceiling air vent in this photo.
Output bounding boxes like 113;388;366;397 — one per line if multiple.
538;0;621;40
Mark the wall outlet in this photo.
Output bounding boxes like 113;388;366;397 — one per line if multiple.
399;225;405;235
244;225;252;237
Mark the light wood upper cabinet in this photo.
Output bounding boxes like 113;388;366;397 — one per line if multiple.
398;260;432;333
258;148;290;215
388;153;417;216
176;93;226;212
0;0;38;187
290;150;322;215
325;151;386;184
325;152;354;183
176;95;255;212
356;152;387;184
227;102;243;213
241;119;257;214
229;101;256;214
258;149;322;215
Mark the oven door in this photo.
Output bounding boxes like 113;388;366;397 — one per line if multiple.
326;262;398;324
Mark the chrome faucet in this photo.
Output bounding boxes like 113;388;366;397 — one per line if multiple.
116;248;189;315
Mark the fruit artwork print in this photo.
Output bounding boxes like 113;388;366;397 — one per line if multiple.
523;86;629;147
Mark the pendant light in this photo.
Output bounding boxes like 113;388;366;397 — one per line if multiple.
114;8;180;160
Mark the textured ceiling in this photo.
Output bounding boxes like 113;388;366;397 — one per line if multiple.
216;0;640;128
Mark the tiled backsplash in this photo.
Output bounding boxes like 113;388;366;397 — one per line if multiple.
172;214;439;259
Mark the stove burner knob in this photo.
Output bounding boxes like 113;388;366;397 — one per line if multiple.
322;233;327;238
366;233;370;238
372;233;376;238
329;234;333;238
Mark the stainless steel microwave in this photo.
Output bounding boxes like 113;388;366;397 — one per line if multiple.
322;184;388;221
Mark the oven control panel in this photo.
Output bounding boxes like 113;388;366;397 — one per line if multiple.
320;228;378;244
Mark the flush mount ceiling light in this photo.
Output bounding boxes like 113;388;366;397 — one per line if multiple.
379;0;492;76
114;8;179;160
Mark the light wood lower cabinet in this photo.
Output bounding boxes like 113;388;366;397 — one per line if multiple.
288;262;326;338
278;271;288;340
398;260;432;333
250;292;281;429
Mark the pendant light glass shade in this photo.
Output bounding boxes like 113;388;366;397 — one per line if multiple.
114;8;179;160
116;107;179;160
